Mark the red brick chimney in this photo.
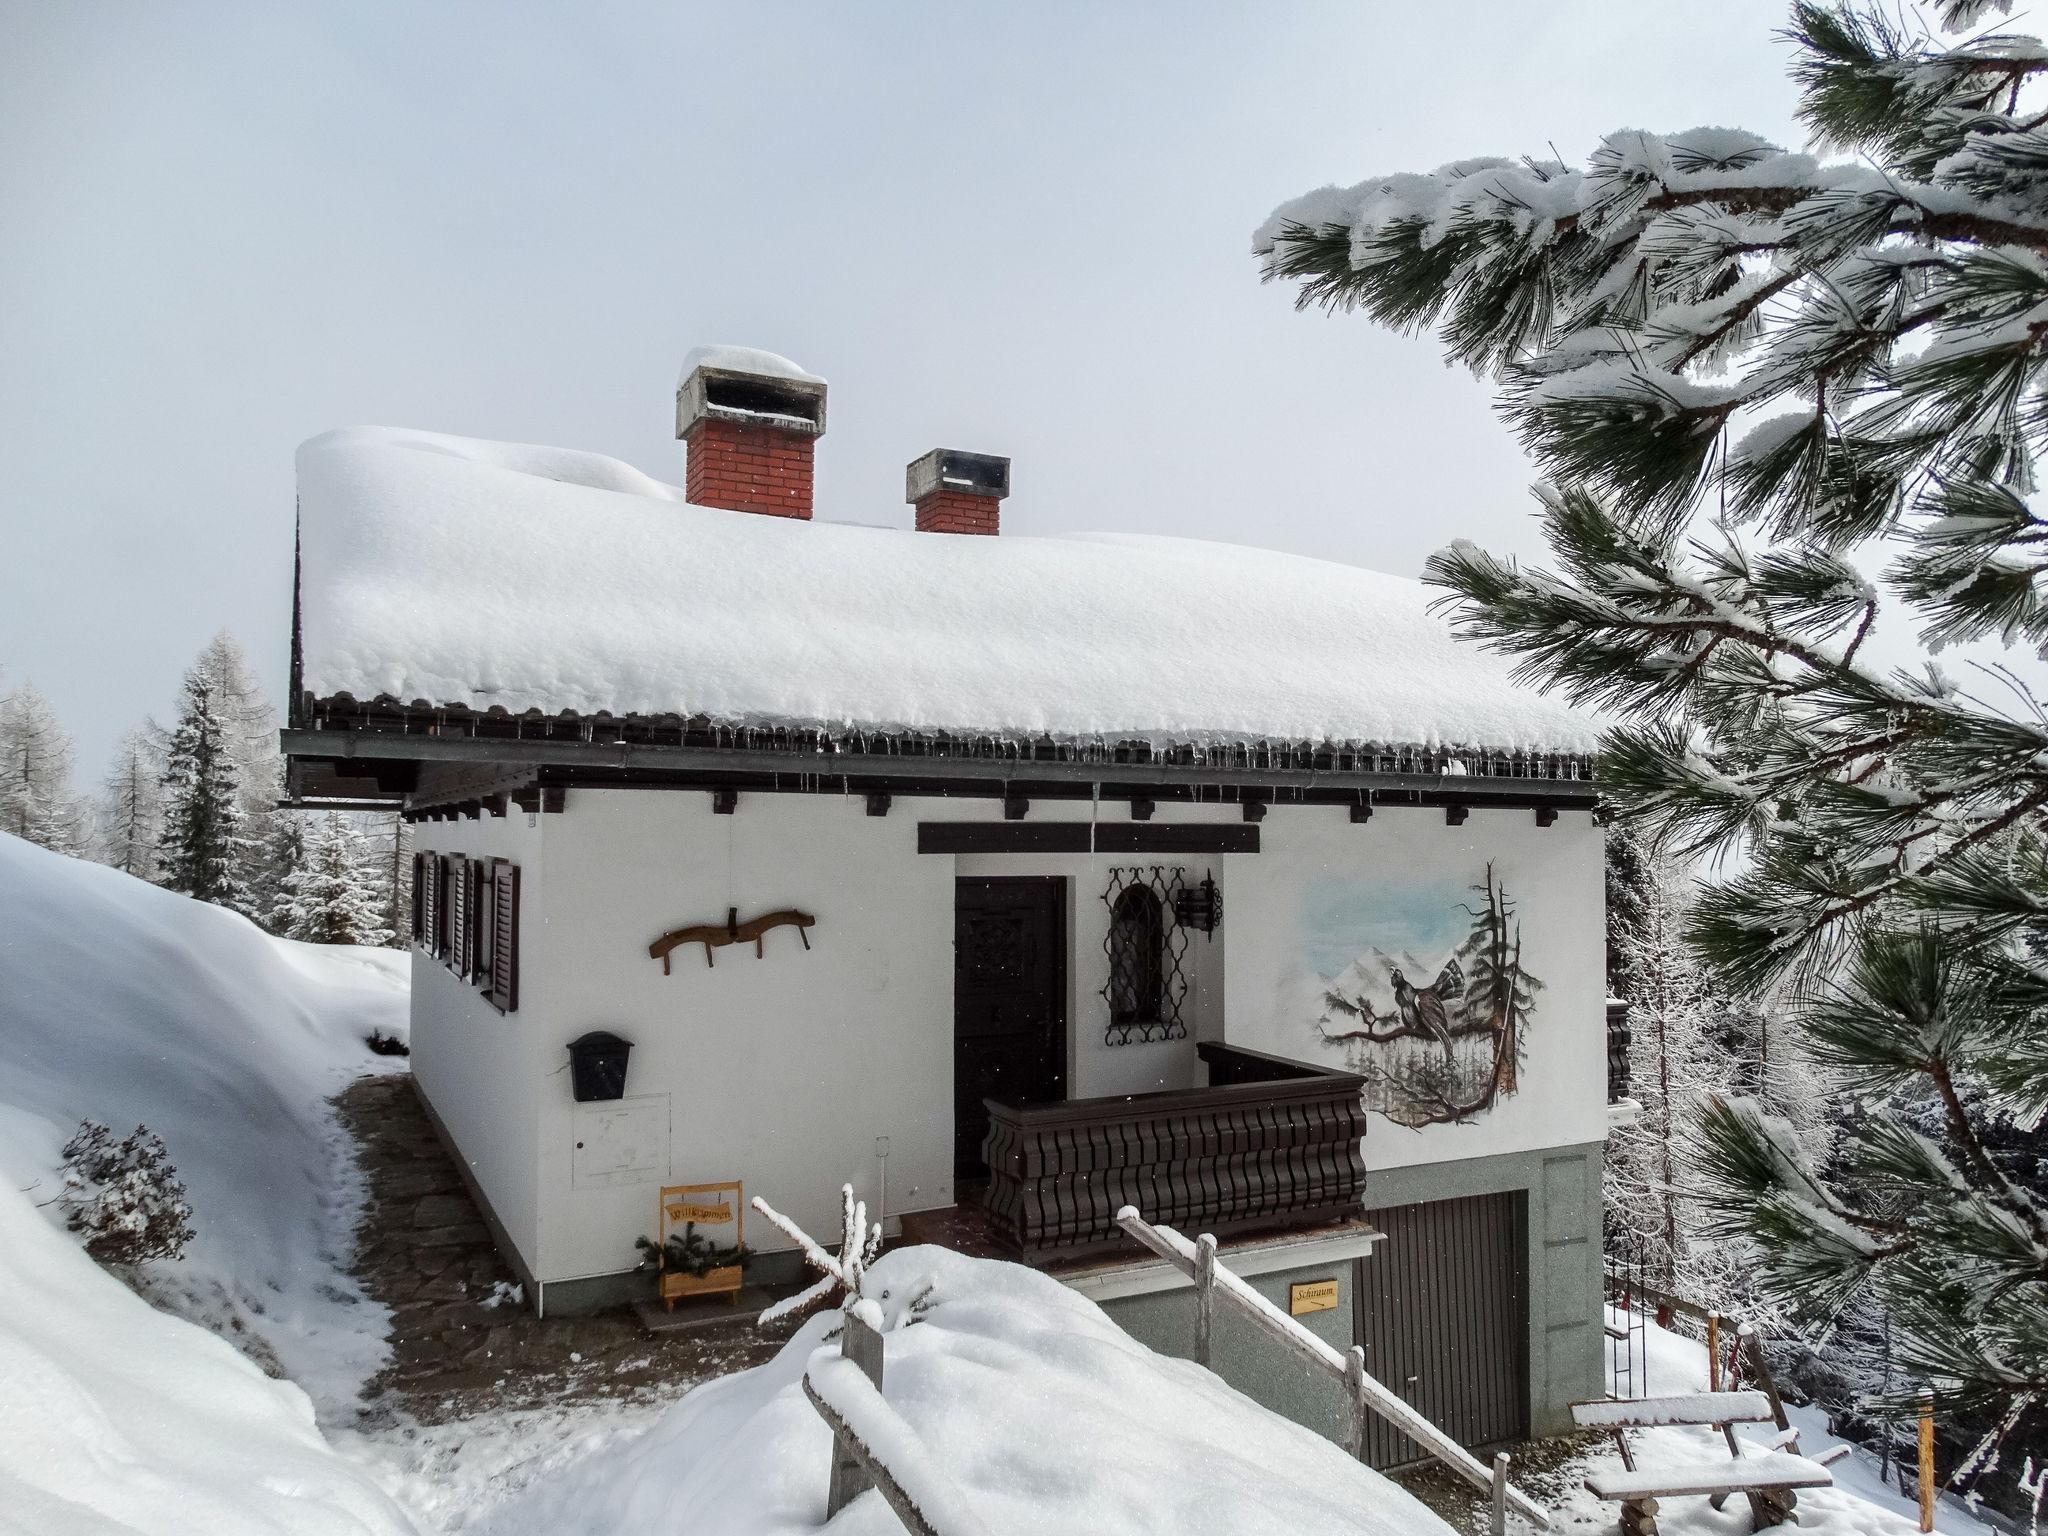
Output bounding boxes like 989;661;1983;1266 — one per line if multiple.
907;449;1010;535
676;347;827;519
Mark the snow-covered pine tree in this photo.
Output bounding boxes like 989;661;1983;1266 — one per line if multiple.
157;671;250;911
1257;0;2048;1474
1606;849;1755;1310
93;724;164;879
0;675;85;854
372;813;412;949
262;813;310;933
182;632;284;916
276;812;391;946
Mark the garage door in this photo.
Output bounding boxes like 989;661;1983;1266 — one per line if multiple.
1356;1191;1529;1469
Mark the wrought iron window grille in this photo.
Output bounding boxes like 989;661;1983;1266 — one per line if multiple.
1101;865;1192;1046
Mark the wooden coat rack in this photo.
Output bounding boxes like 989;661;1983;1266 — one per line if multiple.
649;907;816;974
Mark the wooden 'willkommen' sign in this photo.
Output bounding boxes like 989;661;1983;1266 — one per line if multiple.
1290;1279;1340;1315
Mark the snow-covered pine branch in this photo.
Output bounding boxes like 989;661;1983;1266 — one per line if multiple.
1257;0;2048;1489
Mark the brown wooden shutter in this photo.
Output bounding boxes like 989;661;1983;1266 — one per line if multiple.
433;854;451;957
474;860;496;992
462;859;482;980
446;854;468;974
484;859;519;1013
410;851;426;944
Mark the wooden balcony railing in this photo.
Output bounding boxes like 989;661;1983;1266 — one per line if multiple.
980;1042;1368;1260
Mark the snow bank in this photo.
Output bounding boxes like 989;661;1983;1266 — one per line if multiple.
0;1172;414;1536
485;1245;1456;1536
295;427;1599;756
0;832;407;1411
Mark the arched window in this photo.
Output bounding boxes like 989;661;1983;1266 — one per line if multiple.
1108;884;1165;1025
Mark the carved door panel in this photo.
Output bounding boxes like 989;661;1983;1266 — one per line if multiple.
954;877;1066;1179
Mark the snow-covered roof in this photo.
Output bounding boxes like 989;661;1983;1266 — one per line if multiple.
679;344;824;387
294;427;1599;756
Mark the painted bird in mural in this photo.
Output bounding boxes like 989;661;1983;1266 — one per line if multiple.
1389;959;1465;1063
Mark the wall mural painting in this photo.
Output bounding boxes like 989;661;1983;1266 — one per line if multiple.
1294;864;1541;1128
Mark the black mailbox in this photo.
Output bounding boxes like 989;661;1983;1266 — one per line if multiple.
566;1031;633;1102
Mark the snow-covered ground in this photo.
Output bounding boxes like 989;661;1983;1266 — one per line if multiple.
0;832;415;1533
479;1244;1459;1536
0;831;406;1409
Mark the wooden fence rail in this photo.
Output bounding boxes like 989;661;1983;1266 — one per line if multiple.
1115;1205;1550;1530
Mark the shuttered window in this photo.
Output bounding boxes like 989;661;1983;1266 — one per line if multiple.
410;852;427;944
461;859;482;978
483;858;519;1014
432;854;451;957
475;860;496;991
445;854;469;975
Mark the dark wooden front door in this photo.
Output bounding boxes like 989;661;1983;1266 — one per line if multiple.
1356;1191;1530;1469
954;877;1066;1179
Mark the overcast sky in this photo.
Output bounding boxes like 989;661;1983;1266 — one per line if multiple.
1;0;1800;777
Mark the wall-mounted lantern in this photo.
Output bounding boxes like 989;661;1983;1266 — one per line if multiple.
1173;871;1223;936
567;1031;634;1102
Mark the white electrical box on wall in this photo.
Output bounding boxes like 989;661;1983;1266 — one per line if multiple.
571;1094;669;1189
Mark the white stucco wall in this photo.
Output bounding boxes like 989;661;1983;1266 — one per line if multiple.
408;808;550;1273
1223;803;1607;1171
406;788;1602;1288
529;790;957;1281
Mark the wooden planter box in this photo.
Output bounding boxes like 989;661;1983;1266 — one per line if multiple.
657;1180;745;1309
660;1264;743;1305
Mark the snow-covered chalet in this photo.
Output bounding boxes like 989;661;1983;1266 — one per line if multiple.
284;345;1612;1459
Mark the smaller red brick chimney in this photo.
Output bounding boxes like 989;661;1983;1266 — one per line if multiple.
907;448;1010;535
676;348;827;519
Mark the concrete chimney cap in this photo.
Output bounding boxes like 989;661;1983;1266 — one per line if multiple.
676;346;827;440
906;448;1010;504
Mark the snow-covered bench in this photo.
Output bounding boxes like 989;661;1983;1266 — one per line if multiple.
1572;1392;1776;1433
1585;1452;1834;1536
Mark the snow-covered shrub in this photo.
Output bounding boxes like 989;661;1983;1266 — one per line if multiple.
59;1120;195;1266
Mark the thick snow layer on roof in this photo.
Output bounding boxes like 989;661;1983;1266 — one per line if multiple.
296;427;1599;755
487;1245;1460;1536
680;344;824;386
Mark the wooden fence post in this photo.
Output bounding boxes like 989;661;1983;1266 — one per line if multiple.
1707;1312;1721;1392
1195;1234;1218;1368
1737;1323;1790;1431
1918;1389;1936;1534
1344;1345;1369;1462
1491;1451;1512;1536
826;1309;886;1520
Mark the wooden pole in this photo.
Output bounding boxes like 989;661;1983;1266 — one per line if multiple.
1491;1451;1512;1536
1918;1389;1936;1534
1707;1312;1721;1392
826;1310;885;1519
1344;1345;1369;1462
1194;1233;1218;1368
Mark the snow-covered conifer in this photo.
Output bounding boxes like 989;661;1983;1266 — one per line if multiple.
0;676;85;854
1258;0;2048;1475
182;632;283;913
276;812;391;946
93;724;164;879
157;671;250;912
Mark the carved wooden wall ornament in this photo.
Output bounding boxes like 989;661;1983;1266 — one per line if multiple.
648;907;816;974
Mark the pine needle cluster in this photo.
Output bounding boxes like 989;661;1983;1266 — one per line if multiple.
1258;0;2048;1463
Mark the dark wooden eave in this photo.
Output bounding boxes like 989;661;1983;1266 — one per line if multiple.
284;724;1598;817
